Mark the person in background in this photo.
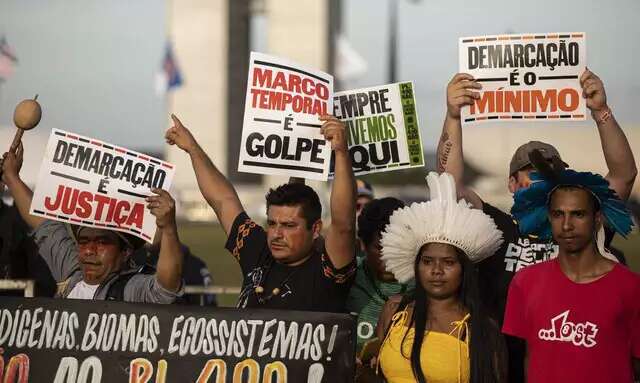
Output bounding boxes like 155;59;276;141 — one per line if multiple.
356;179;375;220
347;197;413;382
134;242;217;306
0;186;56;297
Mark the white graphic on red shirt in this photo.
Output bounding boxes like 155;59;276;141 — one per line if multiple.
538;310;598;348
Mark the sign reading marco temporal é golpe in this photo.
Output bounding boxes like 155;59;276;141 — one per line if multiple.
238;52;334;181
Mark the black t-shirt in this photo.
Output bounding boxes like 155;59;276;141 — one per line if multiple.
479;202;559;323
480;202;558;383
0;202;56;297
225;212;356;312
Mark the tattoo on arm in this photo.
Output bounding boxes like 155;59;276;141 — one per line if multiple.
437;138;453;172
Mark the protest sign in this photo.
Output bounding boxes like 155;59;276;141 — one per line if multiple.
332;82;424;176
29;129;175;242
0;297;356;383
459;32;587;124
238;52;334;181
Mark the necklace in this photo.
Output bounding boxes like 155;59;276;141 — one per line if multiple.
253;258;298;304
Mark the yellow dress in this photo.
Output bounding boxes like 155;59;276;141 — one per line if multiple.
378;310;471;383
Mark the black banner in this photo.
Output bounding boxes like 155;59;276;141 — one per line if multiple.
0;297;356;382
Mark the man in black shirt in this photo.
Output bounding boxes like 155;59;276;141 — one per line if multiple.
437;69;637;381
0;196;56;297
166;114;357;312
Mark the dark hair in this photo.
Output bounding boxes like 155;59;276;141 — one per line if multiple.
357;197;405;246
265;183;322;229
550;185;601;213
397;247;506;383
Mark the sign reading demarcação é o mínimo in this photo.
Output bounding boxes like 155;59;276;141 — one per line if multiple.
0;297;356;382
238;52;334;181
29;129;176;243
459;32;586;124
331;82;424;177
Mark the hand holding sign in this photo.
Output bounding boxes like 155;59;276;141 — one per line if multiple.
146;188;176;230
166;114;197;154
447;73;481;120
1;142;23;185
319;115;348;153
580;69;607;112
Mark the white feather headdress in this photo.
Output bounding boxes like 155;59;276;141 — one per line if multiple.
380;172;503;283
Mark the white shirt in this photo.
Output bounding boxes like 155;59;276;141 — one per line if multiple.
67;280;99;300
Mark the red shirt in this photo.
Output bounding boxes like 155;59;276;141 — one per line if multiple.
502;258;640;383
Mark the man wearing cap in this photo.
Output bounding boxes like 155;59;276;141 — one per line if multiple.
1;145;184;303
437;69;637;381
355;179;374;220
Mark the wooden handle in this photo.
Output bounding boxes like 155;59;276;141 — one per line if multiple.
10;129;24;153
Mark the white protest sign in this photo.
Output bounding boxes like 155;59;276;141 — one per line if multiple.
238;52;334;181
332;82;424;176
459;32;586;124
30;129;176;242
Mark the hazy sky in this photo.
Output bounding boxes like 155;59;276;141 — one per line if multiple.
1;0;639;153
343;0;640;148
0;0;166;150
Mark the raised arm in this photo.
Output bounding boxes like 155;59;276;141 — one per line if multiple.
581;69;637;200
146;188;183;292
437;74;483;208
320;115;356;269
166;114;244;235
376;294;403;340
1;143;46;229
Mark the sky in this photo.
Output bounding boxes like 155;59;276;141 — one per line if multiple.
343;0;640;148
0;0;166;151
0;0;639;153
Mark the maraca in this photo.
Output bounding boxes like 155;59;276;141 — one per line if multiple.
10;94;41;152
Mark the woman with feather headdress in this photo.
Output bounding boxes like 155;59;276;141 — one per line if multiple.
375;172;507;383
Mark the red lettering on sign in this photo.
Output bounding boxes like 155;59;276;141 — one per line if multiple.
42;185;145;229
470;88;579;115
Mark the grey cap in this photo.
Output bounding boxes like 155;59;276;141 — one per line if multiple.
356;179;374;198
509;141;568;175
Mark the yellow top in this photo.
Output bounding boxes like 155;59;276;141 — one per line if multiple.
378;310;471;383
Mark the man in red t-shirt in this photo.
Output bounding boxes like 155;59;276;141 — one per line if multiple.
503;180;640;382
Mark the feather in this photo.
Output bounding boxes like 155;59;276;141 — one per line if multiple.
381;172;503;283
511;168;634;239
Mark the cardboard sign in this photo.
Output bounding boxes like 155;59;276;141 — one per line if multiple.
459;32;587;124
0;297;356;382
30;129;175;242
332;82;424;176
239;52;334;181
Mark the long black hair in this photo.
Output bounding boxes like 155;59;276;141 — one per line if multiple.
396;246;506;383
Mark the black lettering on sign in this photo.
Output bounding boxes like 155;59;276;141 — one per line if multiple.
467;41;580;70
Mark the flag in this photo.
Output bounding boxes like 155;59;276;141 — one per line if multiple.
0;36;18;81
155;41;183;95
